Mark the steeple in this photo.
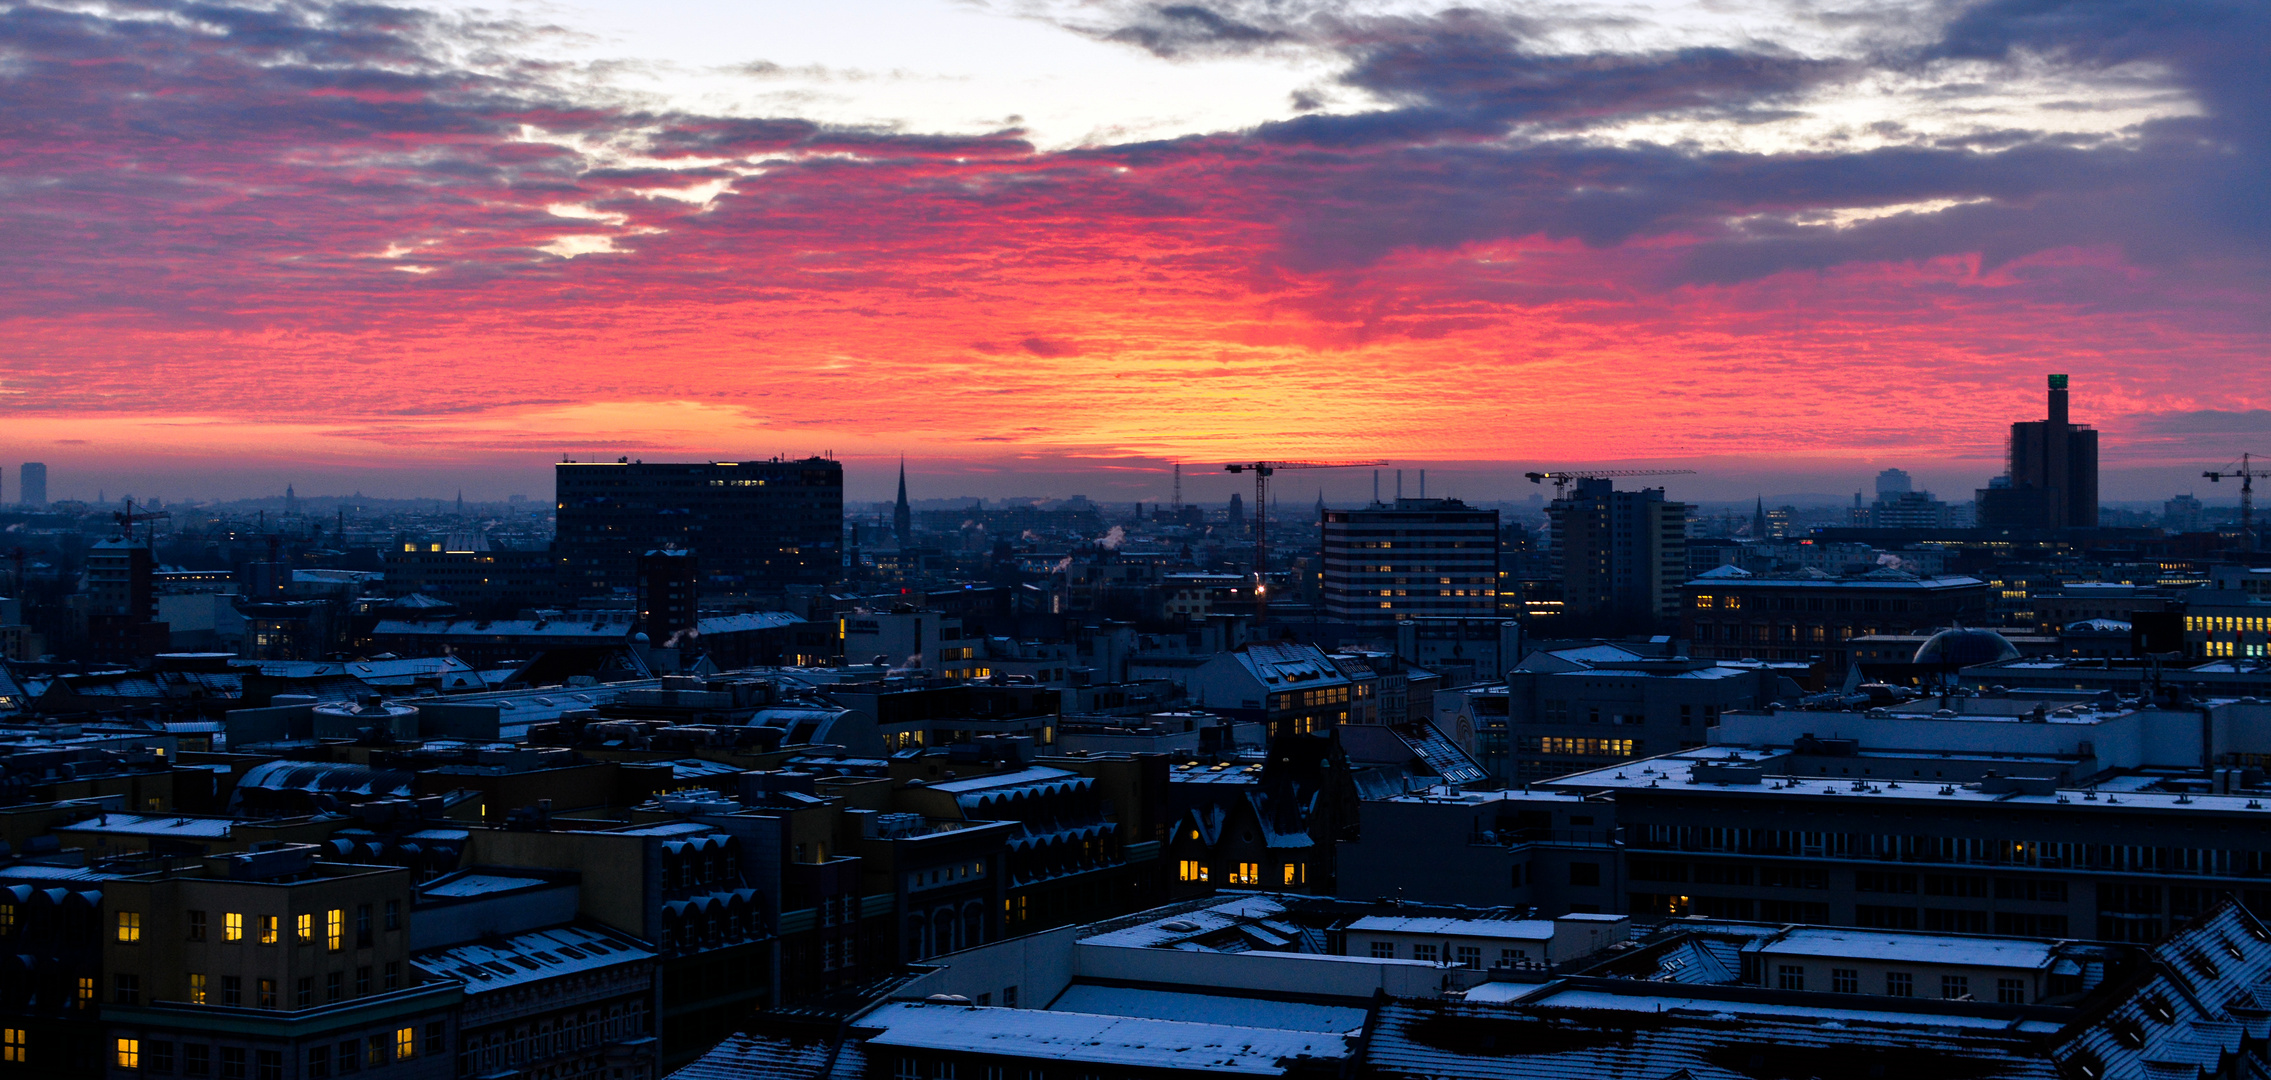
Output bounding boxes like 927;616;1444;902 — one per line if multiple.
1752;496;1768;540
893;458;913;546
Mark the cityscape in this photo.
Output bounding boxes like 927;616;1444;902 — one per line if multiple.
8;0;2271;1078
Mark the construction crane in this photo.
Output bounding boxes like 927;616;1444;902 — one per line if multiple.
1224;459;1384;619
2204;453;2266;551
1525;468;1696;497
111;499;171;546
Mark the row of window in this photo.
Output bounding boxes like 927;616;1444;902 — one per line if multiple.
167;963;402;1007
166;903;397;948
110;1024;435;1077
1693;594;1921;613
1629;825;2271;876
1773;966;2025;1003
1365;942;1532;967
1176;861;1306;886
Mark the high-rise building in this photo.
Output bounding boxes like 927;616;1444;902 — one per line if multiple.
1875;468;1913;499
1321;498;1499;627
555;458;842;599
1549;480;1688;628
1977;374;2099;530
19;462;46;508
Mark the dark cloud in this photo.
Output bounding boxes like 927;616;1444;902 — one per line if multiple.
1105;5;1295;59
2131;410;2271;435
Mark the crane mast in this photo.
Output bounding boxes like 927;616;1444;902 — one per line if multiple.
1223;459;1385;622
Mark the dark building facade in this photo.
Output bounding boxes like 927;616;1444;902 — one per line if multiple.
1682;568;1991;672
636;549;698;645
555;459;842;599
1548;480;1687;630
1978;374;2099;530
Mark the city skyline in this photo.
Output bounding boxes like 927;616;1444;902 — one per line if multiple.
5;0;2268;497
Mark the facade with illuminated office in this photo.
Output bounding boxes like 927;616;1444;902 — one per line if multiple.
1319;498;1499;628
99;845;457;1080
1681;566;1990;674
555;458;841;600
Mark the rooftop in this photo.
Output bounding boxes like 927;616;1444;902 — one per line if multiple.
857;1002;1347;1075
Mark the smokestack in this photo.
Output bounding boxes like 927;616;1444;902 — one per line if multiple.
1396;470;1403;500
1420;469;1426;499
1373;470;1380;504
2048;373;2069;428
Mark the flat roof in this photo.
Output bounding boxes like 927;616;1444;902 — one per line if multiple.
859;1002;1346;1074
52;814;233;839
1346;916;1553;941
1494;985;2065;1034
1048;985;1368;1033
1756;927;2056;968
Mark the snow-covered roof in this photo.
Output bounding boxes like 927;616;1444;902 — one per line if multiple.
858;1002;1348;1075
1047;985;1369;1033
413;923;653;995
1753;927;2058;969
1346;916;1554;942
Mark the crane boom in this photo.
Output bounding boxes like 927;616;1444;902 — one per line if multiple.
2204;452;2264;552
1525;468;1696;496
1222;459;1385;622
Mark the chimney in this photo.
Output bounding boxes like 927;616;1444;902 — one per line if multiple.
2048;373;2069;428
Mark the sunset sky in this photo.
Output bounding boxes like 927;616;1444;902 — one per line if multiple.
3;0;2267;503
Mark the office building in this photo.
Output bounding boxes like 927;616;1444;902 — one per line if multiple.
555;458;842;599
18;462;45;509
636;549;698;645
1548;480;1687;629
1682;565;1991;671
1977;374;2099;530
1320;498;1499;627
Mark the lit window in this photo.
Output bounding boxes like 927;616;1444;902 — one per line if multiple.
117;910;142;943
117;1038;140;1069
394;1027;416;1061
258;915;279;945
189;973;207;1005
225;912;244;942
327;909;344;952
77;976;94;1007
3;1028;23;1063
296;913;314;945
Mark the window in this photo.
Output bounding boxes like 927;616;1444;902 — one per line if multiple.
256;1051;281;1080
896;1058;923;1080
296;914;314;945
118;910;143;943
1177;860;1206;883
1998;978;2027;1005
223;975;242;1006
327;971;342;1002
188;910;207;941
1942;974;1970;1000
356;967;370;996
384;961;401;990
1569;862;1601;886
77;976;95;1008
118;1038;141;1070
384;901;401;931
335;1041;358;1074
394;1027;416;1061
326;909;344;952
1370;942;1395;958
1456;946;1482;969
1413;944;1439;963
225;913;244;942
1886;972;1913;997
3;1028;22;1064
257;978;277;1009
116;973;141;1004
220;1047;247;1080
307;1046;330;1079
257;915;279;946
1283;863;1304;886
355;905;372;948
296;977;313;1007
366;1036;386;1068
151;1042;174;1074
1003;985;1018;1008
1502;948;1528;967
185;1045;210;1077
1231;863;1260;885
1777;965;1804;991
1832;968;1858;994
424;1024;444;1061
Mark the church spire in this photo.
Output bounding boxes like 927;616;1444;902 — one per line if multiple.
893;457;913;546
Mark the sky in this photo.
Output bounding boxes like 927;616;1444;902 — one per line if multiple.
2;0;2268;504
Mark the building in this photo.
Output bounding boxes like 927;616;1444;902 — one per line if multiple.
554;459;842;600
1319;498;1499;627
1393;617;1523;688
1977;374;2100;530
1185;643;1354;738
893;460;912;546
1547;480;1687;630
1681;565;1991;671
383;539;557;614
82;539;169;664
410;921;659;1080
19;462;46;509
636;549;698;646
99;845;459;1080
